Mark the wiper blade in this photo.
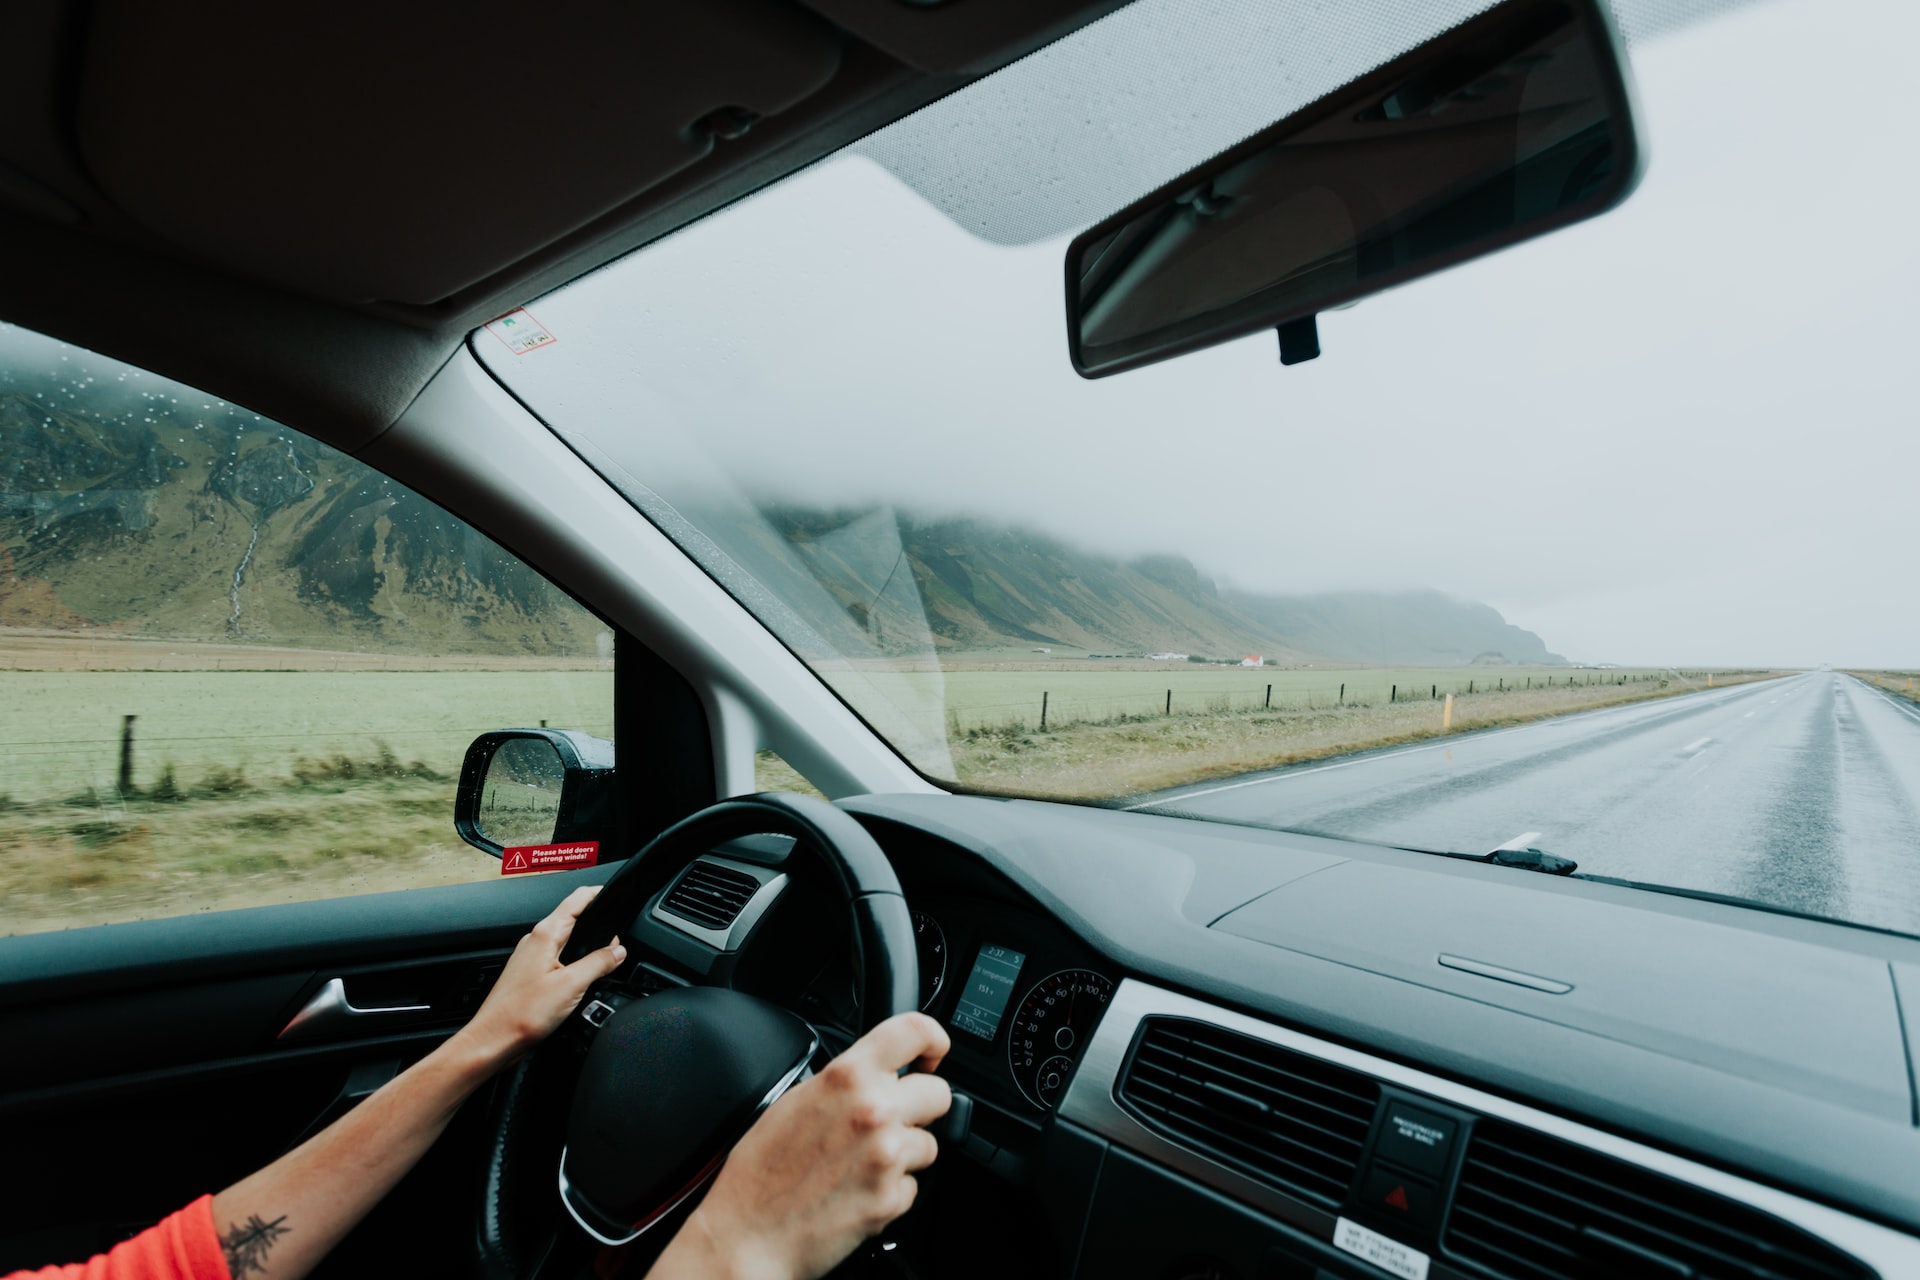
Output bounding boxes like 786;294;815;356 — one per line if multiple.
1485;846;1578;876
1388;843;1580;875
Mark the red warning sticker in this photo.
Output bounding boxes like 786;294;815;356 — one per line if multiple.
500;841;599;875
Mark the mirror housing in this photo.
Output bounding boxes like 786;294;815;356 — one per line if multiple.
1065;0;1641;377
454;728;616;858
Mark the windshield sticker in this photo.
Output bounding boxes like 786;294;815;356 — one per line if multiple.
1333;1219;1428;1280
500;841;598;875
485;308;557;355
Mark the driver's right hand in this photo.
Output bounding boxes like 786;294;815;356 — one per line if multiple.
649;1011;953;1280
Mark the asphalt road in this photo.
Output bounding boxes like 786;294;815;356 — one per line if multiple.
1141;673;1920;936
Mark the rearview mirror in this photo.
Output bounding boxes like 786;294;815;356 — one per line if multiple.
1065;0;1641;377
454;728;615;859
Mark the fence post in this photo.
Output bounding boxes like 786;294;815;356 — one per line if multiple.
1443;693;1454;732
1040;691;1048;731
119;714;136;796
1265;683;1271;709
1390;684;1397;702
1339;682;1345;703
1166;689;1172;715
1469;680;1474;694
1431;684;1437;700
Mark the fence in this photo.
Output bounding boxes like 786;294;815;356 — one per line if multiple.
939;668;1768;737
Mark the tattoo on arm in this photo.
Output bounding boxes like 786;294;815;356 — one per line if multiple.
220;1214;292;1276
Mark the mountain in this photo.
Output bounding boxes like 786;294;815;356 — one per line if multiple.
0;384;1562;666
759;508;1563;665
0;392;608;655
763;509;1317;661
1222;588;1566;666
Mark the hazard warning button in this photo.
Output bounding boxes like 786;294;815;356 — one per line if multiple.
1360;1163;1440;1232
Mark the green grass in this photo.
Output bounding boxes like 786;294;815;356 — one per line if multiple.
0;669;613;805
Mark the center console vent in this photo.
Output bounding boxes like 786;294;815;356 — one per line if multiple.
660;859;762;931
1445;1120;1874;1280
1116;1017;1379;1208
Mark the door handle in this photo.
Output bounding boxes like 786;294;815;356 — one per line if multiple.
279;977;432;1043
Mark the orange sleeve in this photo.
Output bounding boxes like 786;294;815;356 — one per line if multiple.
5;1195;231;1280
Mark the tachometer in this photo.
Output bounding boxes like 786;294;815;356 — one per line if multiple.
912;910;948;1011
1008;968;1113;1109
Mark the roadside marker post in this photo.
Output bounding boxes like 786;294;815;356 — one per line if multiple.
1443;693;1454;732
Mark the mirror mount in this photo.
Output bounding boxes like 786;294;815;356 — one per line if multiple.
454;728;616;858
1277;315;1320;367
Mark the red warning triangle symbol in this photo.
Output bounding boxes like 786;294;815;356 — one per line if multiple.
1385;1184;1410;1212
505;851;528;872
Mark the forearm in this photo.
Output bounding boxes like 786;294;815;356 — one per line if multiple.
208;1030;498;1278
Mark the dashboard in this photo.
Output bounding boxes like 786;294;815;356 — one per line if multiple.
900;894;1114;1114
618;795;1920;1280
638;833;1123;1123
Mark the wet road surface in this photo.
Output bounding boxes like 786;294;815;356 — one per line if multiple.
1139;673;1920;936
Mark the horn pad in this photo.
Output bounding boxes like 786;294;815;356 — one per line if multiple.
559;986;816;1242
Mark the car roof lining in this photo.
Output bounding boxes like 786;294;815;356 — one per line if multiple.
0;0;1127;453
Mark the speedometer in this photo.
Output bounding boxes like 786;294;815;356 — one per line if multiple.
1007;968;1113;1109
911;910;948;1011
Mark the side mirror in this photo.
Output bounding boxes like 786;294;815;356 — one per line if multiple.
1065;0;1641;377
454;729;615;859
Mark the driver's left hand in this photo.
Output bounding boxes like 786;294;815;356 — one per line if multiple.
453;885;628;1069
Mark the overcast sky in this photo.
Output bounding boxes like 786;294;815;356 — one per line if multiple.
485;0;1914;669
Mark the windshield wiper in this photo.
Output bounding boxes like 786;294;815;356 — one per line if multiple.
1485;846;1578;875
1388;843;1580;875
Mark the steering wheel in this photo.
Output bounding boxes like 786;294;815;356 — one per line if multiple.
477;792;919;1279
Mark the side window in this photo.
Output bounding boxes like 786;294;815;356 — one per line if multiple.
0;323;613;936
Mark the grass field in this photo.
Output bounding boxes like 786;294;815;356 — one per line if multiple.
0;669;614;805
0;654;1780;936
942;671;1782;797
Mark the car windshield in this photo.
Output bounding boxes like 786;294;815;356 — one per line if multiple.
481;0;1920;937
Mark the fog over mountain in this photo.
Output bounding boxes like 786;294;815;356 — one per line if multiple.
764;507;1564;664
0;372;1561;666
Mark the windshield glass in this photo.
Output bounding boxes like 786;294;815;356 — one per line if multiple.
480;0;1920;936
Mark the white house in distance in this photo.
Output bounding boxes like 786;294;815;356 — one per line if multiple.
1240;655;1265;667
1148;652;1189;662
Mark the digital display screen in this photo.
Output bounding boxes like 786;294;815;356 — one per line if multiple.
950;943;1026;1041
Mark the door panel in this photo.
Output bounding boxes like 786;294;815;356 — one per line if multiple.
0;864;612;1276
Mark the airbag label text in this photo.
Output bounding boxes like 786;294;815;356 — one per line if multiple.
1334;1218;1429;1280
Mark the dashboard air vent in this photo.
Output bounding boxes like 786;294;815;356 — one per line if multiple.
1446;1120;1873;1280
1117;1017;1379;1208
659;860;761;931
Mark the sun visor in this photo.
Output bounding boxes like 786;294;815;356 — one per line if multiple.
75;1;843;305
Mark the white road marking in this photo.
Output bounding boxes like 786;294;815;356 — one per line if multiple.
1492;830;1543;852
1743;711;1755;718
1682;736;1712;754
